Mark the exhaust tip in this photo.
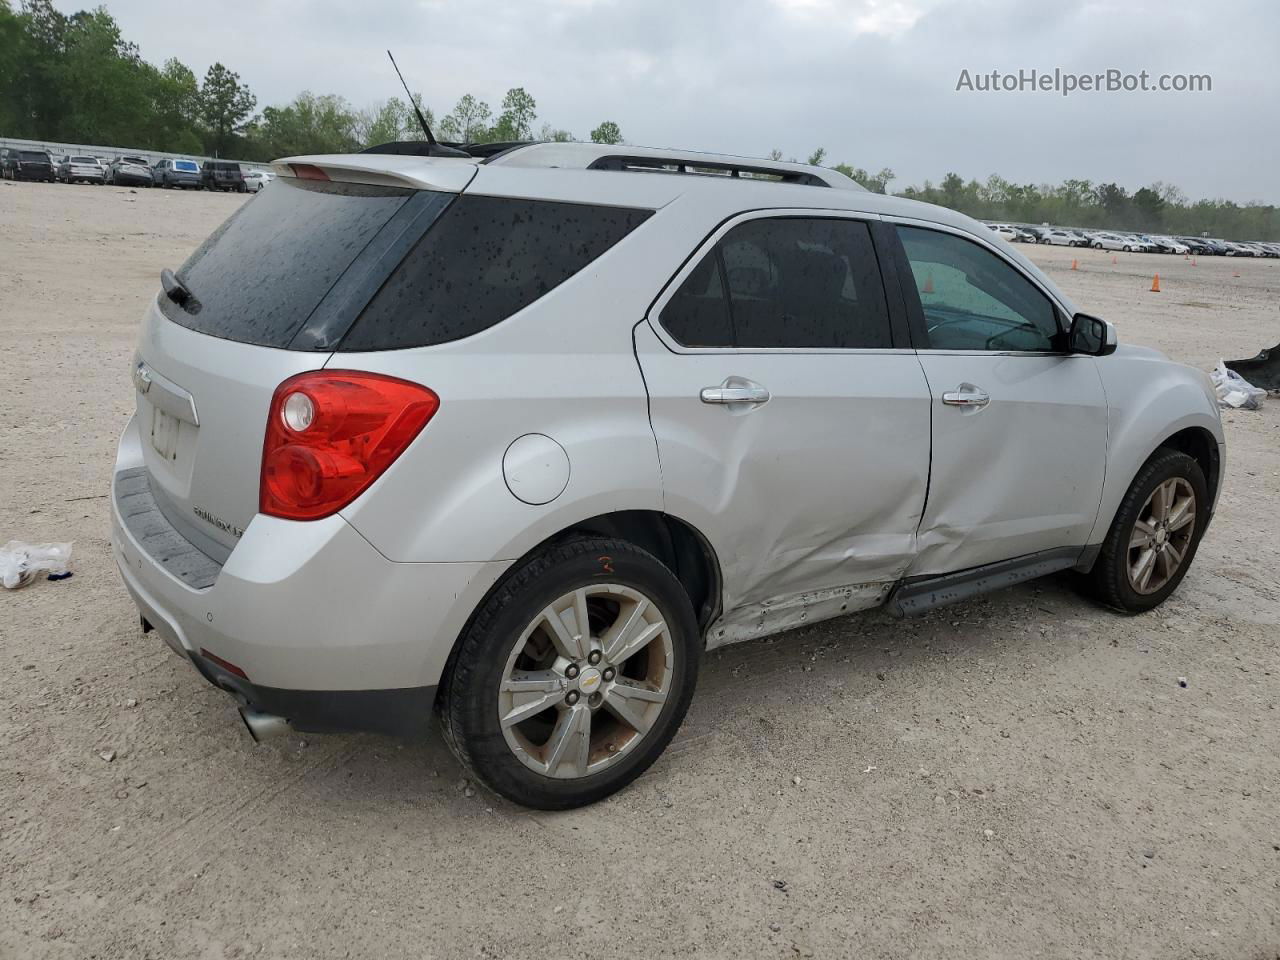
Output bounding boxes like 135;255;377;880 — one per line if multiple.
239;707;291;742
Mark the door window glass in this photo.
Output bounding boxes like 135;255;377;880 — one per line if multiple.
897;226;1060;352
659;217;892;349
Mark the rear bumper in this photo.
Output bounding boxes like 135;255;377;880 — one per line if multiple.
113;172;152;186
110;414;508;716
190;648;436;736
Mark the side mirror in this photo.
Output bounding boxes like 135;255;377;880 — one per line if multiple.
1068;313;1117;356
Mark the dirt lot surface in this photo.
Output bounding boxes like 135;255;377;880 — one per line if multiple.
2;180;1278;960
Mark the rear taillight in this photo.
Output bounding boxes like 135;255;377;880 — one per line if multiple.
260;371;439;521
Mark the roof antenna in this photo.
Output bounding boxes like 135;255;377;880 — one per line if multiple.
364;50;469;157
388;49;437;145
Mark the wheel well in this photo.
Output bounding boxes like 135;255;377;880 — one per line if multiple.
550;511;722;630
1159;427;1220;506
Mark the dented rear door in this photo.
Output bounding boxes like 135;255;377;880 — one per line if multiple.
636;212;932;641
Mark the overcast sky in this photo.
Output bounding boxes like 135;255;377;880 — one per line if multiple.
59;0;1280;201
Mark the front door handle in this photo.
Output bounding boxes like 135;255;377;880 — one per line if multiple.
942;385;990;408
700;381;770;405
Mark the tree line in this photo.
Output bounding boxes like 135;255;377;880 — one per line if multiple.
1;0;1274;239
0;0;624;159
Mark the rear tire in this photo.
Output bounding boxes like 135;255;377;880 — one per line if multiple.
1085;448;1208;613
439;536;701;809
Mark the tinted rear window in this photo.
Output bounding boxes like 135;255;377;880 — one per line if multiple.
340;195;652;351
163;178;414;347
174;160;198;172
19;151;48;161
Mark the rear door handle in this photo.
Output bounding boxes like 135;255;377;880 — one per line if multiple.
941;386;990;408
700;382;770;405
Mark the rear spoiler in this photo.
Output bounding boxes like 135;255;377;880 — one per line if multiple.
270;154;478;193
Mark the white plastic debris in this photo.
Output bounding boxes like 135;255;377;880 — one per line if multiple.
0;541;73;589
1211;361;1266;410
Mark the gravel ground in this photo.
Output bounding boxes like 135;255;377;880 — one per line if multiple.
2;181;1278;960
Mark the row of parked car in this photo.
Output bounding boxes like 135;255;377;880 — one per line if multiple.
0;148;274;193
987;222;1280;258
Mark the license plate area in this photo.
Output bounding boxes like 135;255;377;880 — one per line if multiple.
150;408;181;461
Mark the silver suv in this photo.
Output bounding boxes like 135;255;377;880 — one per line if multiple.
112;143;1224;808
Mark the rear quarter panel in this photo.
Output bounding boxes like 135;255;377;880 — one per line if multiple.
332;183;727;564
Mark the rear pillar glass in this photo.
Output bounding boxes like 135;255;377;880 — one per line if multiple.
338;196;653;351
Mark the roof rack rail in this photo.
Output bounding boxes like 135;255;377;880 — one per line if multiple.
586;154;830;187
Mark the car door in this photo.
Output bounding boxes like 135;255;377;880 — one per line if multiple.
885;219;1108;576
634;211;933;644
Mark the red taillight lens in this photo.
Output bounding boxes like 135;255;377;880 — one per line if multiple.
260;371;439;521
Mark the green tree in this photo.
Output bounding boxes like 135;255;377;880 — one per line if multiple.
199;62;256;156
807;147;826;166
590;120;622;144
437;93;491;143
488;86;537;141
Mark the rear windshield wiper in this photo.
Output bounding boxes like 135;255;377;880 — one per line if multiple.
160;268;200;313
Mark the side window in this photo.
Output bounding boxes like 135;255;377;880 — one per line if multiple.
659;217;892;349
897;225;1061;352
342;196;653;351
661;252;733;347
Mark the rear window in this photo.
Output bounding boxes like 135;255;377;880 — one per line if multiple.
71;156;97;164
174;160;198;172
19;151;48;161
207;161;239;172
163;178;415;347
339;195;652;351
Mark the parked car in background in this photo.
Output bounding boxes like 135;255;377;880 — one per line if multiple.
108;156;154;187
153;158;202;189
1038;228;1081;247
1224;241;1257;257
987;223;1018;242
1177;237;1215;256
1;148;56;181
1146;236;1189;255
1011;226;1038;243
201;160;245;192
112;142;1224;808
57;154;107;184
1090;232;1133;251
1257;242;1280;258
243;169;275;192
1242;242;1277;258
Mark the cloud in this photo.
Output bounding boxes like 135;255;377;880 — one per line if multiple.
56;0;1280;200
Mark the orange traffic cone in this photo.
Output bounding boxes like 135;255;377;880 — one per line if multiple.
1150;273;1161;293
922;274;934;294
1071;258;1079;271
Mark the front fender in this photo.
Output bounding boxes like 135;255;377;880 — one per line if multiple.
1089;350;1224;544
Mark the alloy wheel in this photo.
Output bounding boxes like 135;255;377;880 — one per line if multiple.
498;584;673;780
1127;477;1196;594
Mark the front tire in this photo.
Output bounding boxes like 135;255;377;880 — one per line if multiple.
439;536;701;809
1086;448;1208;613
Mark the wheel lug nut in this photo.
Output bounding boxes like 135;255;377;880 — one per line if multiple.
566;690;580;705
587;650;602;665
588;692;602;707
565;664;580;679
602;667;616;682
